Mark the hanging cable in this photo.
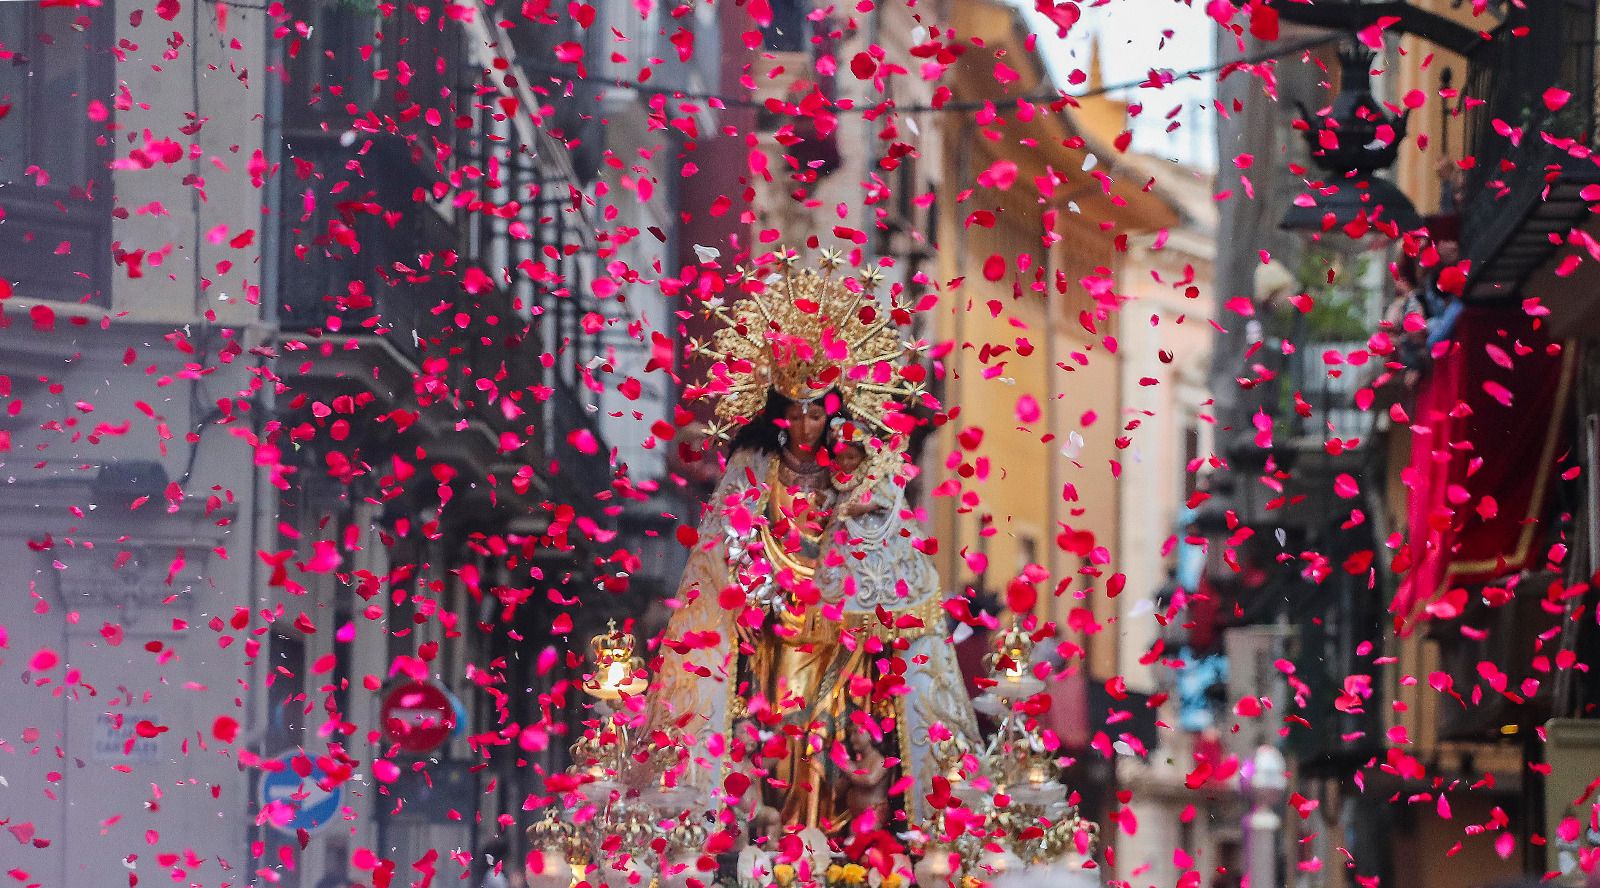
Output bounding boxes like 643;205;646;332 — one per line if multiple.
507;33;1338;115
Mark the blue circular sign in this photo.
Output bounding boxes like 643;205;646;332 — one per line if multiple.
259;752;344;836
445;686;468;740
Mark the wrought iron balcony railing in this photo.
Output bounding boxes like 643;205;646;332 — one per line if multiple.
274;133;616;518
1459;1;1600;301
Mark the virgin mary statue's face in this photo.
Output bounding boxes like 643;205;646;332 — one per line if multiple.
783;401;828;453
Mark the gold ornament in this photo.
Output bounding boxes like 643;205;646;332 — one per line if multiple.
584;620;648;700
696;248;920;443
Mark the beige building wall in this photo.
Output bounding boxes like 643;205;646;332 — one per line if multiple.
0;4;271;886
748;0;945;273
109;4;265;327
1114;160;1218;693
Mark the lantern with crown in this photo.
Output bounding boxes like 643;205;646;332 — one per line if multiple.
913;623;1100;885
528;620;721;888
584;619;650;701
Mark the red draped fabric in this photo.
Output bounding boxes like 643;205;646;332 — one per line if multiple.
1392;307;1575;634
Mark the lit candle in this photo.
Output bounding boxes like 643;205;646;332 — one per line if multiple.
604;659;627;693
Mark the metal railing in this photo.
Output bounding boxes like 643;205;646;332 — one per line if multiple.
1459;3;1599;274
275;135;443;364
1288;340;1375;443
274;139;616;514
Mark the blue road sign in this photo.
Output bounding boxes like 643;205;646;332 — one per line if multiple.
259;752;344;836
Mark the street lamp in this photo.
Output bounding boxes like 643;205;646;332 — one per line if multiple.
1242;744;1289;888
1280;46;1422;237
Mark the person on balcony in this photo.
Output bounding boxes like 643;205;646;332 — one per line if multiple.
1417;215;1464;349
1382;257;1430;386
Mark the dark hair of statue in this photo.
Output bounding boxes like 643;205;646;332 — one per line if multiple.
729;389;840;454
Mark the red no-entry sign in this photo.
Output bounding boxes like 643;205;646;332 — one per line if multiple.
380;681;455;755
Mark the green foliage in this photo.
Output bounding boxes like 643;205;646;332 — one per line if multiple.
1259;246;1374;442
1286;246;1372;342
1520;102;1590;141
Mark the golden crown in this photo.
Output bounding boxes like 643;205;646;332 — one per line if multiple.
983;622;1037;679
690;247;925;445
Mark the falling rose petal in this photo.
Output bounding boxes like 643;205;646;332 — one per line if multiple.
1015;394;1041;424
1204;0;1237;26
1357;15;1402;48
1544;87;1572;111
1246;2;1278;40
536;646;558;675
977;159;1019;190
305;539;342;572
1005;577;1037;613
1333;474;1361;499
29;649;59;671
1483;380;1514;407
568;427;599;454
1495;832;1516;860
1253;409;1273;448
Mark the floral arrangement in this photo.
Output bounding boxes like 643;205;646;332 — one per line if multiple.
762;861;908;888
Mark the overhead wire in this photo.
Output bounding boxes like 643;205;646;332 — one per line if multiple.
509;32;1339;115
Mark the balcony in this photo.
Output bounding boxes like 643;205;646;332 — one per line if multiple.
1459;1;1600;301
276;135;441;361
273;134;615;525
0;2;114;309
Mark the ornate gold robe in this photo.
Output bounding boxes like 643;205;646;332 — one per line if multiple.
646;450;979;831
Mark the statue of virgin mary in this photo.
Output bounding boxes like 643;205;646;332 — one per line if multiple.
644;252;980;850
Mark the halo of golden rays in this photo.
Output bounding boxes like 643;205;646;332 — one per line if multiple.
693;247;925;448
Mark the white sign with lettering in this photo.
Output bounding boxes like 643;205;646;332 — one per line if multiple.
93;711;162;763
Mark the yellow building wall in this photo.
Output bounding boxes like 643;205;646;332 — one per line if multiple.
1392;0;1477;217
930;159;1127;682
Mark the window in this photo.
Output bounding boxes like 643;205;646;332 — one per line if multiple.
1018;533;1039;573
0;3;112;305
762;0;809;52
1183;422;1201;500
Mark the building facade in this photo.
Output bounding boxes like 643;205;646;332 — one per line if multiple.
1205;5;1600;888
0;0;706;884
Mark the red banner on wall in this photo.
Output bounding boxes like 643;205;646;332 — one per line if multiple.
1392;307;1575;634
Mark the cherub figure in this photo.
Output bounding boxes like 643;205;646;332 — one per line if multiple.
843;727;891;826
